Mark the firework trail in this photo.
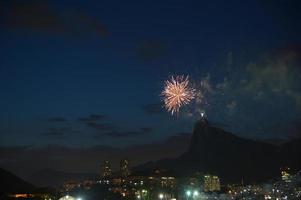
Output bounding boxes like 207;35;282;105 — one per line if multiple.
161;75;195;115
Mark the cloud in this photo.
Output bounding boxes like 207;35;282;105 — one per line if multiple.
243;48;301;107
86;122;115;131
89;114;106;120
79;114;113;132
141;127;153;133
41;128;66;139
72;13;108;38
41;127;80;139
142;103;164;115
187;46;301;138
289;121;301;139
78;114;107;122
136;40;167;61
1;1;63;32
77;115;153;138
226;100;237;111
279;121;301;139
47;117;67;122
0;0;108;37
104;130;150;138
0;145;33;155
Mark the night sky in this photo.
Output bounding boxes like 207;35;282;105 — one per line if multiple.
1;0;301;177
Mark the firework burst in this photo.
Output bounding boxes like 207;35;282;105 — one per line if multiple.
161;75;195;115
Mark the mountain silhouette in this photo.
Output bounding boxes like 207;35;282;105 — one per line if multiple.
28;169;98;187
133;118;301;184
0;168;35;196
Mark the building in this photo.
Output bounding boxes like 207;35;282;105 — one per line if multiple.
204;175;221;192
281;167;292;183
59;195;76;200
101;160;112;177
63;180;79;192
82;180;95;189
120;159;130;177
160;176;177;188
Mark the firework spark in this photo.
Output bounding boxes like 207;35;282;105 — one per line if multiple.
161;75;195;115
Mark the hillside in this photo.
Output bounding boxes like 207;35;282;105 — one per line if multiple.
0;168;35;195
133;118;301;183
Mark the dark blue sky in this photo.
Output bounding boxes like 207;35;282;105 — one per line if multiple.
1;0;301;150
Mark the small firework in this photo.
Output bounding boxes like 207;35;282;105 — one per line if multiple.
161;75;195;115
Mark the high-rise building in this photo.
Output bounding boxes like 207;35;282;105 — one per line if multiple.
281;167;291;183
101;160;112;177
203;175;220;192
120;159;130;177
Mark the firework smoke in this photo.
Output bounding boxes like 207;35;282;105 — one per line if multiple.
161;75;195;115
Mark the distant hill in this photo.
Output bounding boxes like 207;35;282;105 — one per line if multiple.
0;168;35;195
260;138;288;145
27;169;98;187
133;118;301;184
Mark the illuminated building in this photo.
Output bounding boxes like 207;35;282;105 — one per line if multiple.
281;167;291;183
160;176;176;188
204;175;220;192
188;177;199;186
63;180;79;191
135;189;149;199
111;177;123;185
83;180;94;189
120;159;130;177
59;195;76;200
7;194;34;198
101;160;112;177
8;193;54;199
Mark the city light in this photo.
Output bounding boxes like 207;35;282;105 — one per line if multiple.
53;168;301;200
